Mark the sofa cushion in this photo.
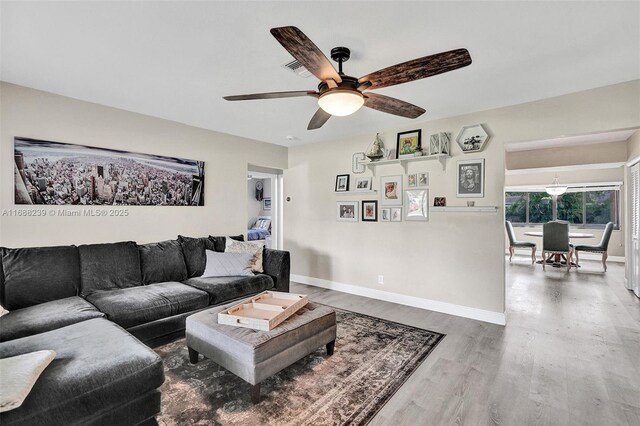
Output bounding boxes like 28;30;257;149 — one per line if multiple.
78;241;142;297
225;239;264;273
209;234;245;252
0;318;164;426
85;282;209;329
183;274;274;305
138;240;188;285
202;251;254;278
1;245;80;310
0;296;104;343
177;236;210;278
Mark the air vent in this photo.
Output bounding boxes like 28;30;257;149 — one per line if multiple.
282;59;312;78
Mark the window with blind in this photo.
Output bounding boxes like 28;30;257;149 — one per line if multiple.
505;189;619;228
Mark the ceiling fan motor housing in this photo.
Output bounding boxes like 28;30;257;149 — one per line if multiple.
317;75;360;94
330;46;351;65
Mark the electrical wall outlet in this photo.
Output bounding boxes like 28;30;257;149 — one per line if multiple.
378;275;384;285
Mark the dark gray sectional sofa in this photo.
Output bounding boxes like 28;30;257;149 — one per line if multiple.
0;235;290;425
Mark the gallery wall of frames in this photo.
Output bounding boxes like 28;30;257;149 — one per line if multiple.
335;125;490;222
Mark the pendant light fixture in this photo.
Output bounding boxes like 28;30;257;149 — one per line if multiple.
546;175;567;196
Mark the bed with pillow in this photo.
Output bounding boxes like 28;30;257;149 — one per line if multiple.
248;216;271;241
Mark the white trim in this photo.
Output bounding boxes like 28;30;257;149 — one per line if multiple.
431;206;498;213
291;274;507;326
506;163;625;175
505;181;622;192
505;251;625;263
627;155;640;167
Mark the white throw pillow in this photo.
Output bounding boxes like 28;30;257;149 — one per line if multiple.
225;239;264;273
0;350;56;413
201;250;254;278
0;305;9;317
258;219;271;230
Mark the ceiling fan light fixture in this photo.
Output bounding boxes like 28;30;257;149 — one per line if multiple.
317;89;364;116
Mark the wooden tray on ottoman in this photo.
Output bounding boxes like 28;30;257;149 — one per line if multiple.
218;291;308;331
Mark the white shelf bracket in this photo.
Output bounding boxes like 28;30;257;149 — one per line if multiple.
438;155;447;171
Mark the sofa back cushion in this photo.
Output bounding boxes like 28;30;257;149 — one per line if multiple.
177;236;209;278
78;242;142;296
0;245;80;310
208;235;245;252
138;240;188;285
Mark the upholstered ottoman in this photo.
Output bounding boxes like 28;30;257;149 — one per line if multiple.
185;302;337;403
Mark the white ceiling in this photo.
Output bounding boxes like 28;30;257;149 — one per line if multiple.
1;1;639;147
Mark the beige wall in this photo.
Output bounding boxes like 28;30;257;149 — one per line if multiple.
0;83;288;247
506;141;627;171
628;130;640;162
285;80;640;315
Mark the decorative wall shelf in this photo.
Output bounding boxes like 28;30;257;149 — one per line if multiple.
431;206;498;213
366;154;450;175
336;190;377;196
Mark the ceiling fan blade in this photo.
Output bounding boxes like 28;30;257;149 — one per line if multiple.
364;93;426;119
271;26;342;83
224;91;318;101
359;48;472;90
308;108;332;130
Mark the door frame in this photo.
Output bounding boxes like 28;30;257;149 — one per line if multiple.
247;169;283;250
625;157;639;296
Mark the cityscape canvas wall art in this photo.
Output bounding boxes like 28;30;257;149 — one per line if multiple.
14;137;205;206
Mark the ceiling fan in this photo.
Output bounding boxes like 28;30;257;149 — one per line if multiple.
224;26;472;130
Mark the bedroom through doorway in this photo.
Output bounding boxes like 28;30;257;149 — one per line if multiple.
247;168;282;250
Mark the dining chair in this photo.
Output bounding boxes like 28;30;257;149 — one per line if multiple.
573;222;614;272
505;221;536;264
542;220;573;271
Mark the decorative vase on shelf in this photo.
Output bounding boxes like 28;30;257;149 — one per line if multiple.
366;133;385;162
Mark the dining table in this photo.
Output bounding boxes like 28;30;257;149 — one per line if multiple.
523;231;594;267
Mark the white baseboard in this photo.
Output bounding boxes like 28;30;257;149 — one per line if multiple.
578;254;625;263
505;251;625;263
291;274;507;326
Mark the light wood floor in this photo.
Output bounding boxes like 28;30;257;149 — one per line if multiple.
291;258;640;426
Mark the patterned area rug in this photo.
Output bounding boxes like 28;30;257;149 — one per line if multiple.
155;307;444;426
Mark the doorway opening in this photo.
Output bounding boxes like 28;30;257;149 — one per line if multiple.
247;167;283;250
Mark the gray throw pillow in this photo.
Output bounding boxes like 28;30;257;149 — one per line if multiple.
201;250;253;277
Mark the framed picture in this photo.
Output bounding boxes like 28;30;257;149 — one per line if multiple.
417;172;429;186
457;159;485;198
13;137;205;206
408;174;417;188
362;200;378;222
354;176;372;192
404;189;429;221
335;174;349;192
380;208;391;222
455;124;490;153
336;201;358;222
434;197;446;207
429;132;451;155
396;130;422;159
390;207;402;222
263;198;272;210
380;175;403;206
